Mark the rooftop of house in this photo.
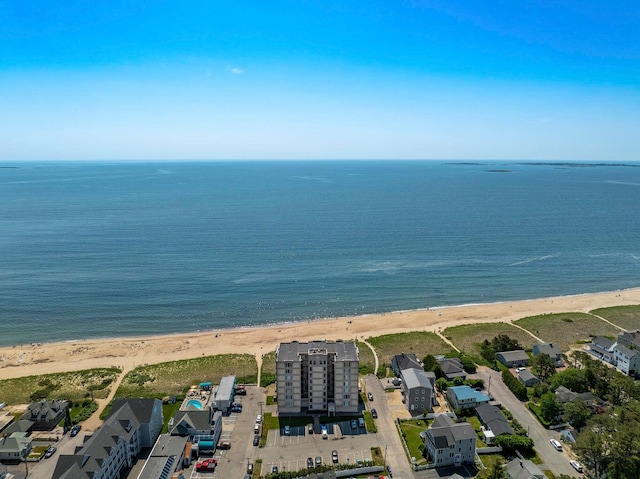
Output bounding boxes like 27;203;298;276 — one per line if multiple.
496;350;529;361
449;385;490;403
518;370;539;382
534;342;562;357
401;368;434;390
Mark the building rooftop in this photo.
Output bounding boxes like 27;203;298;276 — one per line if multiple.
496;350;529;362
277;340;359;362
449;385;490;403
518;370;539;382
401;368;434;390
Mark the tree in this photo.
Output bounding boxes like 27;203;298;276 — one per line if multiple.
459;355;477;373
493;434;534;453
436;378;449;392
453;376;465;386
531;353;556;382
562;399;592;428
539;392;561;423
574;425;608;479
422;354;438;372
550;368;589;393
491;334;522;352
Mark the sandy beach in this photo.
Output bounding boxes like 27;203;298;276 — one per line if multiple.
1;287;639;381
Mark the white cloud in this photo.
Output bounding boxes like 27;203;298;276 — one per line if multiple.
227;66;244;75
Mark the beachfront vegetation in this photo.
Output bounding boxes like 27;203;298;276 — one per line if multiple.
367;331;455;372
398;418;429;465
514;312;619;350
589;305;640;331
260;351;276;387
443;322;537;361
0;367;120;404
501;367;528;401
356;340;376;375
116;354;257;397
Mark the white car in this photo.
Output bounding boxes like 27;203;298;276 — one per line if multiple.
550;438;563;451
569;460;583;473
515;367;526;372
255;414;262;424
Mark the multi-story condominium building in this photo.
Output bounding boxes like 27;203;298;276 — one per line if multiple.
276;340;359;414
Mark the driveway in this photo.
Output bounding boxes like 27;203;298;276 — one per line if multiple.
362;374;414;479
473;367;580;478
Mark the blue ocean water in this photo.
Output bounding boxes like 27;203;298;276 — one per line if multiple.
1;160;639;347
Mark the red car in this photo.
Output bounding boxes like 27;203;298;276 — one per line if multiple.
196;459;218;471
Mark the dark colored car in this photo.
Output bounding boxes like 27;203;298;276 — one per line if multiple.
70;425;82;437
44;446;57;458
367;392;373;401
307;457;314;468
371;408;378;418
253;434;260;446
332;450;339;463
272;466;278;473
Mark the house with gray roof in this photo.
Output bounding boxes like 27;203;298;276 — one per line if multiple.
137;434;190;479
518;370;540;387
589;336;616;364
20;399;69;431
617;329;640;350
52;398;162;479
437;357;466;380
532;342;563;367
424;414;476;468
613;343;640;377
213;375;236;413
495;350;529;368
0;432;32;462
475;404;513;440
400;368;435;415
505;458;544;479
391;353;422;377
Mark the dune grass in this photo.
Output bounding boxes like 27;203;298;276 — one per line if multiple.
0;368;120;405
367;331;455;370
514;312;619;351
589;305;640;331
260;351;277;387
116;354;257;397
443;322;537;360
356;341;376;375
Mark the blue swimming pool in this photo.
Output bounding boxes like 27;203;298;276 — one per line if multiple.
186;399;203;409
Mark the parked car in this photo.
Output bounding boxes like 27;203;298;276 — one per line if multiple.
350;419;357;430
70;425;82;437
253;434;260;446
247;462;254;475
515;367;526;372
332;450;339;463
358;417;365;428
307;423;314;434
321;425;328;439
255;414;262;424
371;408;378;418
231;403;243;412
391;378;402;386
315;456;322;467
367;392;373;401
387;465;393;477
272;466;278;473
284;425;291;435
44;446;57;458
196;459;217;471
569;460;583;473
550;439;563;451
307;457;314;468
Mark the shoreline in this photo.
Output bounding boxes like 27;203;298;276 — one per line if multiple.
1;286;639;380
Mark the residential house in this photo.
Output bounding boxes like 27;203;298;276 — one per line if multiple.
561;428;581;444
447;386;490;411
475;404;513;444
437;357;466;380
613;343;640;377
169;409;222;455
589;336;616;364
212;375;236;413
52;398;163;479
495;350;529;368
554;386;605;411
20;399;69;431
505;458;544;479
400;368;435;415
518;370;540;387
276;340;359;414
617;330;640;350
391;353;422;377
532;342;563;367
0;432;32;462
424;414;476;467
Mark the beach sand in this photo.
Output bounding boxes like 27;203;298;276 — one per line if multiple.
1;288;639;381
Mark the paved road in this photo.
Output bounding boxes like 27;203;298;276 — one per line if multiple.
362;374;413;479
473;367;581;478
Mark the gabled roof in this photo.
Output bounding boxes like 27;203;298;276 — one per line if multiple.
592;336;615;350
427;414;475;448
437;358;465;377
555;386;578;403
496;350;529;362
401;368;434;390
391;353;422;373
108;398;160;425
615;343;639;358
518;370;539;382
170;410;212;435
505;458;544;479
476;404;513;436
533;343;562;358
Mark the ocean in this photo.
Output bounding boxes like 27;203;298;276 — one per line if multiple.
1;160;639;347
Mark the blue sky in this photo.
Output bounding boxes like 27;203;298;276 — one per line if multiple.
1;0;639;161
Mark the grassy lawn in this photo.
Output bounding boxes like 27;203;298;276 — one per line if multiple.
363;410;377;433
0;368;120;404
590;305;640;331
356;341;376;375
371;446;384;466
514;312;620;351
368;332;455;371
398;419;430;465
116;354;257;397
260;351;277;387
161;401;183;433
443;322;537;360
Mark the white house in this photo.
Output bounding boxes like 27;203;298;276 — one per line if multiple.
424;414;476;467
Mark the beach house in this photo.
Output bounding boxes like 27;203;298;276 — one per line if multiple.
424;414;476;467
391;352;422;376
495;350;529;368
400;368;435;415
532;342;563;367
447;385;490;411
